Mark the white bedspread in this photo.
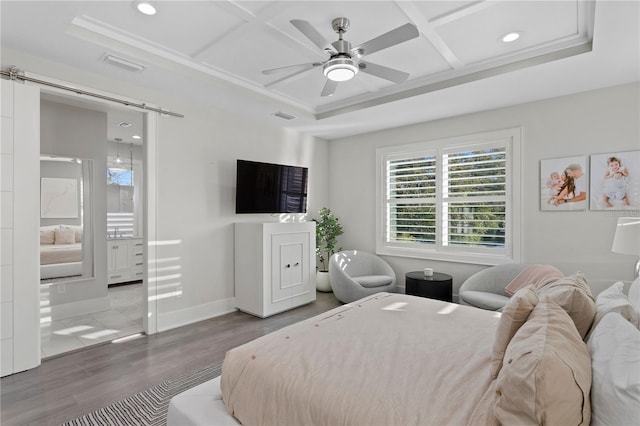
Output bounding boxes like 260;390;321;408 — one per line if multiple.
221;292;500;425
40;243;81;265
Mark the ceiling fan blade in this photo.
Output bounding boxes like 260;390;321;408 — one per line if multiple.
359;61;410;83
264;64;322;88
290;19;334;52
262;62;322;75
354;23;419;57
321;79;338;97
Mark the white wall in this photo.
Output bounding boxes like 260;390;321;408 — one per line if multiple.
328;83;640;298
152;99;328;330
1;49;330;332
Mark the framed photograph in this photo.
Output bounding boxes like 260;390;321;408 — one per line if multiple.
41;177;78;218
590;150;640;210
540;156;588;211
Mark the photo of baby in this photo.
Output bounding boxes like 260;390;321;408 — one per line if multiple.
590;150;640;210
541;156;588;211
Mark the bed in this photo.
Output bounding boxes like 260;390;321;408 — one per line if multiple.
40;225;83;280
168;270;640;426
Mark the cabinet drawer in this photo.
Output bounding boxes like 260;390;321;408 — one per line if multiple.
108;271;131;284
132;269;144;280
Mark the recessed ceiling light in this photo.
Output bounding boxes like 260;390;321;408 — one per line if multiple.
500;32;521;43
132;135;141;140
135;2;156;16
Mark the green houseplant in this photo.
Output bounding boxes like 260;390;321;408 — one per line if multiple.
314;207;343;292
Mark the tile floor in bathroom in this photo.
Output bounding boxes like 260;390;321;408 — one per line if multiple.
40;282;143;358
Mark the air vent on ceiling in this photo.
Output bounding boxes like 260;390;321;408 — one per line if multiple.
274;111;296;120
103;54;146;72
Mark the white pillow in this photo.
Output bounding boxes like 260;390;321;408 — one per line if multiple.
587;312;640;426
629;276;640;315
594;281;640;330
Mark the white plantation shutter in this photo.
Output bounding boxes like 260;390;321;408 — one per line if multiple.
387;154;437;244
377;129;520;264
442;142;507;248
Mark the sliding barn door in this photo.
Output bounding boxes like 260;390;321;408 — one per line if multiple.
1;79;41;376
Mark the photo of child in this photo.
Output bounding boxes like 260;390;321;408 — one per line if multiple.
541;156;588;211
590;150;640;210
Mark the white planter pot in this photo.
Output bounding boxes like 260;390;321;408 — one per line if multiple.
316;271;332;292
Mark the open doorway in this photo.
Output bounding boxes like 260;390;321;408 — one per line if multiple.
38;93;146;358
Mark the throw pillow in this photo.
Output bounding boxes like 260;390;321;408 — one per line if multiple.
54;227;75;245
494;300;591;426
504;264;564;296
62;225;83;243
593;281;639;330
40;229;55;245
489;284;538;379
587;312;640;426
537;272;596;339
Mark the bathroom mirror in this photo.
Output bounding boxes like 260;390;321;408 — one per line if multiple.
40;155;94;283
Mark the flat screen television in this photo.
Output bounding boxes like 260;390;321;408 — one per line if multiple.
235;159;308;214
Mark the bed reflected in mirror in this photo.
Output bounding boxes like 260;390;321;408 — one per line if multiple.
40;155;94;283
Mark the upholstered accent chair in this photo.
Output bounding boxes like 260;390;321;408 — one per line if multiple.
459;264;530;311
329;250;396;303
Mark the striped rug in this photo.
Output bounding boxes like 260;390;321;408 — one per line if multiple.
61;362;222;426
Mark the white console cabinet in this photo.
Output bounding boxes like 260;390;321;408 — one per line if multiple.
108;238;144;284
234;222;316;318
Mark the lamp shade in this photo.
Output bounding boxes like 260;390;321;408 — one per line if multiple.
611;217;640;255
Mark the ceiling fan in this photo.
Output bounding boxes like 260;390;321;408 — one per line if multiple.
262;17;419;97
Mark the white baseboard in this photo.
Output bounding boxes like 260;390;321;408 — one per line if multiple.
49;296;110;321
157;297;237;333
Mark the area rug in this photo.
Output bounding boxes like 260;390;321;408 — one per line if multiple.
61;362;222;426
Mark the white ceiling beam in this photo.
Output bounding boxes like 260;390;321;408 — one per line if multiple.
395;1;465;69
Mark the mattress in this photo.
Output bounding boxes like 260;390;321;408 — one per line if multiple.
221;292;500;425
40;243;82;265
167;377;240;426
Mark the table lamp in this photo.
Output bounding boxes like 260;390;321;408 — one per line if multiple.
611;217;640;278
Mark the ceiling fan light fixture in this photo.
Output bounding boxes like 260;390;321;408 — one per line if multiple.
323;58;358;82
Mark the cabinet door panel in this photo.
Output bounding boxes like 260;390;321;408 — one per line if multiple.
271;232;311;305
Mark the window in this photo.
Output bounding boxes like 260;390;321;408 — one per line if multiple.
376;128;521;265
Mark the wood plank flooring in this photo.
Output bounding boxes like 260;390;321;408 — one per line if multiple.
0;292;342;426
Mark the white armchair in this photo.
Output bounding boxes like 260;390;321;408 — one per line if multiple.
329;250;396;303
458;264;530;311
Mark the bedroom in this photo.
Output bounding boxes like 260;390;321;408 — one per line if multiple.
1;0;639;424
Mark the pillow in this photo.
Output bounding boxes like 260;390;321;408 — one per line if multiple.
490;284;538;379
587;312;640;426
62;225;82;243
40;229;55;245
504;264;564;296
629;275;640;316
54;227;75;245
537;272;596;339
593;281;639;330
494;300;591;426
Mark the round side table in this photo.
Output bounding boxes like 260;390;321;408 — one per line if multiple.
405;271;453;302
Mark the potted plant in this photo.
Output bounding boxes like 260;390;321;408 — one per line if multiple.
314;207;343;292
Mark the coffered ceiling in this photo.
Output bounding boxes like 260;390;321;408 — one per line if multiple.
1;1;639;139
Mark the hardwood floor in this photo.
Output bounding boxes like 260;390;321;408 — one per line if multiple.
0;292;342;426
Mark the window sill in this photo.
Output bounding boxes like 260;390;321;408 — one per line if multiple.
376;244;519;266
